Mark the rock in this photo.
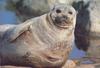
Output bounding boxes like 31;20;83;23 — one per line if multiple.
7;0;53;22
73;0;100;63
62;60;76;68
77;64;95;68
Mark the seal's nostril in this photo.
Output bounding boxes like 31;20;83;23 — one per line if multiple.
68;11;72;15
56;9;61;13
63;16;68;19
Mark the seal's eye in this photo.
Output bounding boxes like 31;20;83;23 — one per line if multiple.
68;11;73;15
56;9;61;13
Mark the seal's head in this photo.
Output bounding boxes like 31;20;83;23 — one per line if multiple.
49;3;77;29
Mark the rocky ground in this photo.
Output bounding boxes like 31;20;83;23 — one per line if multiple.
0;64;99;68
0;60;100;68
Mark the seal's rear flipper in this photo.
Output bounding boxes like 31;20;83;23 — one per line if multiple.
8;20;32;42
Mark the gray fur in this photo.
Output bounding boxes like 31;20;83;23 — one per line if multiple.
0;4;76;68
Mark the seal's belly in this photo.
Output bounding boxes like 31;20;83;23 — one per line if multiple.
1;29;72;67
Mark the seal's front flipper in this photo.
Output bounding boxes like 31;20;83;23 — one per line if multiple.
8;20;32;42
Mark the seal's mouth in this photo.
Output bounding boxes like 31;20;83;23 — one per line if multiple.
54;16;72;29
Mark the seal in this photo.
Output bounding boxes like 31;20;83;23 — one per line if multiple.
0;3;77;68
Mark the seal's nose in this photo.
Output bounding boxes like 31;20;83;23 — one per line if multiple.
56;9;68;19
63;15;68;19
56;9;61;13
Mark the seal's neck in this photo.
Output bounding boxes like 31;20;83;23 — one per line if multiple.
45;13;60;31
46;13;55;27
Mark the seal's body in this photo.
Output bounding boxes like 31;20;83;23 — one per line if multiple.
0;3;77;68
